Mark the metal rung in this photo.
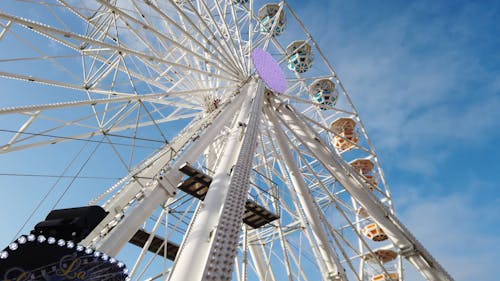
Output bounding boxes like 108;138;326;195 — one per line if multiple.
179;163;212;186
177;177;211;200
178;163;279;228
129;229;179;261
243;199;279;228
178;163;213;200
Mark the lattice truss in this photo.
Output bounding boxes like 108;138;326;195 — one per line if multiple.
0;1;452;281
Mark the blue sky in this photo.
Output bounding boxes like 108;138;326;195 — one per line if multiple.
0;0;499;280
289;0;500;279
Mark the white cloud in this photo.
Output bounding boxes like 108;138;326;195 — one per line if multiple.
400;94;500;145
396;190;500;280
300;1;500;154
292;1;500;184
290;1;500;279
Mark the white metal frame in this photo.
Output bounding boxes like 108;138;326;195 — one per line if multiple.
0;1;454;280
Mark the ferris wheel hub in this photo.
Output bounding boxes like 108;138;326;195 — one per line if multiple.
251;48;287;93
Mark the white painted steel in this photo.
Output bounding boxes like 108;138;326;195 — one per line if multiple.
201;81;264;280
168;82;256;281
248;231;277;281
0;1;455;280
270;97;453;281
266;103;346;281
84;92;246;251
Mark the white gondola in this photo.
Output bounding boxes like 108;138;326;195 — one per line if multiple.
309;78;338;110
286;40;314;73
258;3;286;36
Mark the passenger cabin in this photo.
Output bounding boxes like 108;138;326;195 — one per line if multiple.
331;117;359;151
349;158;378;190
362;223;388;242
286;40;313;73
349;158;374;175
309;79;338;109
356;207;369;218
258;3;286;36
371;273;399;281
363;248;398;264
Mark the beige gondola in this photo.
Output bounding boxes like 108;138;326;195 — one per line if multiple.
349;158;374;174
331;117;359;151
362;223;388;242
371;273;398;281
350;158;378;190
363;249;398;264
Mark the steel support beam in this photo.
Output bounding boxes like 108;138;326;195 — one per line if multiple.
265;104;347;281
202;80;264;280
81;91;247;254
248;232;277;281
270;97;453;281
168;80;261;281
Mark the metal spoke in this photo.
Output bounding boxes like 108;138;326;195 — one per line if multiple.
0;2;453;281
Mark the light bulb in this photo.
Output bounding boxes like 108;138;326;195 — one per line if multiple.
8;243;18;251
27;234;36;241
17;236;27;244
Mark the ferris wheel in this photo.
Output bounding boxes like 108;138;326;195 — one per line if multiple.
0;1;454;281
